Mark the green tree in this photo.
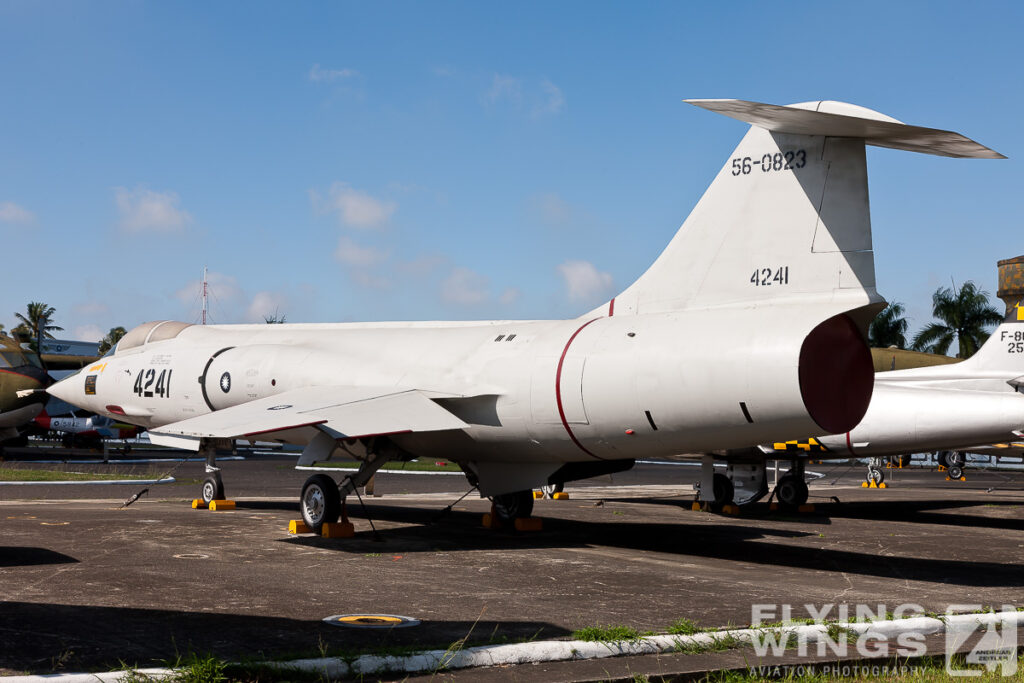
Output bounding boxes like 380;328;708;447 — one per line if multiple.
911;282;1002;358
868;301;908;348
14;302;63;353
98;326;127;354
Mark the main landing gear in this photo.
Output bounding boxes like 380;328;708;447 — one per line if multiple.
773;463;809;507
866;456;885;487
937;450;966;480
490;490;535;522
695;456;809;509
300;473;342;532
298;448;390;534
201;473;224;505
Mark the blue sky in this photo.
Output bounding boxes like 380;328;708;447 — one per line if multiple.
1;2;1020;343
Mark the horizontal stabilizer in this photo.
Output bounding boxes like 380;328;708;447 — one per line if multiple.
148;385;468;450
686;99;1005;158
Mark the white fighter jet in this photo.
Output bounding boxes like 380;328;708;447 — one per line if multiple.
749;312;1024;504
48;99;1003;531
815;314;1024;478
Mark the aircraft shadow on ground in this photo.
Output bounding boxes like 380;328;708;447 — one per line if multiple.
288;502;1024;589
0;601;569;675
233;500;300;513
603;494;1024;532
0;546;78;567
808;498;1024;532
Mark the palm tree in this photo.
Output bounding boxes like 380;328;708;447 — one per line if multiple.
868;301;908;348
911;282;1002;358
98;326;127;354
14;302;63;353
264;311;286;324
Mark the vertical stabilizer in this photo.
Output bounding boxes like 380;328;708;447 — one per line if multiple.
594;100;1003;320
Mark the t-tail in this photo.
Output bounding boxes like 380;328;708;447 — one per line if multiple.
597;99;1003;319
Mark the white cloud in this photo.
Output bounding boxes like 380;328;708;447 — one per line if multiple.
498;288;520;305
485;75;565;118
0;201;35;224
350;270;392;290
530;192;573;226
558;260;614;303
247;291;289;322
313;182;396;229
115;187;192;234
441;267;490;306
72;325;103;343
335;236;389;267
309;64;359;82
533;79;565;118
486;74;523;106
72;301;110;317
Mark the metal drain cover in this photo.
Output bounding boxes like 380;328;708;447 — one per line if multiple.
323;614;420;629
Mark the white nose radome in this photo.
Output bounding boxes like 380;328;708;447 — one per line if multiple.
47;374;82;404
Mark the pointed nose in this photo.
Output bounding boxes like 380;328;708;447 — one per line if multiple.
47;373;81;405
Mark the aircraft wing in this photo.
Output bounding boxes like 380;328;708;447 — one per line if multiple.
148;385;468;450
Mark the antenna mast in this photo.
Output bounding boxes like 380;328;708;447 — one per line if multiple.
201;265;208;325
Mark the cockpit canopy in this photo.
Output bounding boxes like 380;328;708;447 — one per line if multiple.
115;321;194;354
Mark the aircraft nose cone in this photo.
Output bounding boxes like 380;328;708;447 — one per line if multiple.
47;374;80;404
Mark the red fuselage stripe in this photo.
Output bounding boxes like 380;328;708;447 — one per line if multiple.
0;367;44;384
555;318;600;459
845;432;855;456
608;298;615;316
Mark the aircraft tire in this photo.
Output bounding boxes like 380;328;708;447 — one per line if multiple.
541;482;564;499
775;475;808;507
892;454;912;468
201;476;224;504
947;465;963;480
713;473;735;506
867;467;885;486
300;474;341;533
492;490;534;522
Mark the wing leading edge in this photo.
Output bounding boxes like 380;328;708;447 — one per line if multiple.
147;385;469;451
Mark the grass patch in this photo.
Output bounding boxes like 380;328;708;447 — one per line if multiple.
310;458;461;472
572;624;647;642
115;653;229;682
0;466;157;482
667;617;701;635
676;632;742;655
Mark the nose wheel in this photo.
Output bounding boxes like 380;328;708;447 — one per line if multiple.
301;474;342;534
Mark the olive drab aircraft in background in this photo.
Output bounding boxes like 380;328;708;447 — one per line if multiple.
0;334;98;451
49;99;1006;533
0;335;51;448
